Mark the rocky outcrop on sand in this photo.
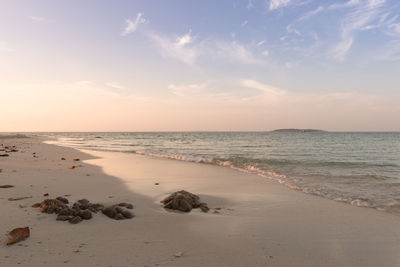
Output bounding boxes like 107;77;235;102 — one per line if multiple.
32;197;134;224
161;190;209;213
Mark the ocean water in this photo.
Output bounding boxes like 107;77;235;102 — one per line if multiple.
42;132;400;215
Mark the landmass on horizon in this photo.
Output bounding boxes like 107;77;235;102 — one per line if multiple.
272;129;326;133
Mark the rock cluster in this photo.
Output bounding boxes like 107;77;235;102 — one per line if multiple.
32;197;134;224
102;203;134;220
161;190;209;213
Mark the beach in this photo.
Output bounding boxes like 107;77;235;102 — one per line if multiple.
1;136;400;267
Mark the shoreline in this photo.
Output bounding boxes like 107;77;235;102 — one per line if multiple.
0;137;399;266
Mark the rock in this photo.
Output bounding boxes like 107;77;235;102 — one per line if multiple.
102;206;117;218
56;215;70;221
31;203;41;208
73;158;80;161
43;193;49;197
69;216;83;224
0;168;2;173
161;190;207;213
6;227;30;245
56;196;69;204
199;203;209;213
121;210;134;219
39;199;68;213
115;213;125;220
0;154;9;157
69;166;75;169
118;203;134;209
61;157;66;160
174;252;183;258
155;182;159;185
78;209;92;220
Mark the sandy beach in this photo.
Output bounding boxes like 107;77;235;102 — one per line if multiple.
1;136;399;267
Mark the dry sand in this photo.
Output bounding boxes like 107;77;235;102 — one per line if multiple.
0;136;399;267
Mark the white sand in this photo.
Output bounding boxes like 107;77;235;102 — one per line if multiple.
0;137;399;267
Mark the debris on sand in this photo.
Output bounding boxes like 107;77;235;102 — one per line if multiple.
6;227;30;246
161;190;209;213
8;196;32;201
0;185;14;188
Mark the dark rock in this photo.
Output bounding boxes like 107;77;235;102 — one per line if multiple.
121;210;134;219
31;203;41;208
161;190;208;213
115;213;125;220
102;206;117;218
61;157;66;160
56;196;69;204
115;206;124;213
69;216;82;224
118;203;134;209
199;203;209;213
56;215;70;221
0;154;9;157
78;209;92;220
43;193;49;197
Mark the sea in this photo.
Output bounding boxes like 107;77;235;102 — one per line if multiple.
41;132;400;215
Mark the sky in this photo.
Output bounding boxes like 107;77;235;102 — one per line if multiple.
1;0;400;131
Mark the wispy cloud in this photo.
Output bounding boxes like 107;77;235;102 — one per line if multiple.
256;40;266;46
106;81;131;95
148;30;198;66
216;41;263;64
247;0;255;9
169;83;213;97
328;0;360;10
0;41;14;52
241;20;249;27
241;79;286;95
121;13;146;36
298;6;324;21
269;0;292;11
332;0;387;60
29;16;54;23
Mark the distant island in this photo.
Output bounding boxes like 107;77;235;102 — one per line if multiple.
272;129;326;133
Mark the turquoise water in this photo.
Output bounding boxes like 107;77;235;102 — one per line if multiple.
43;132;400;215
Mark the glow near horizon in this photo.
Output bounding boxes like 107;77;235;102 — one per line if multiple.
1;0;400;131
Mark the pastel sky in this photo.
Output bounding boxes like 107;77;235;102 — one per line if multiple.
1;0;400;131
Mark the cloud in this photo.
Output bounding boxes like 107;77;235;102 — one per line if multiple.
332;0;387;60
298;6;324;21
148;30;198;66
241;20;248;27
168;83;213;97
328;0;360;10
105;81;132;95
216;41;264;64
121;13;146;36
262;50;269;56
241;79;286;95
0;41;14;52
247;0;255;9
256;40;266;46
29;16;54;23
269;0;292;10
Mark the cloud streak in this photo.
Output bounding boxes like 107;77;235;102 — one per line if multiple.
121;13;146;36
